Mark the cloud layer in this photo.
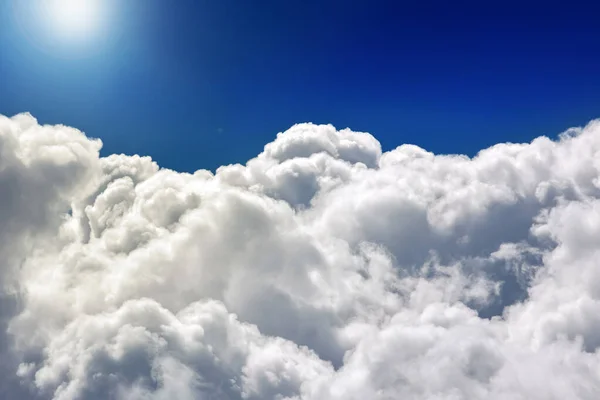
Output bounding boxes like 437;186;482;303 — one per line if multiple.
2;113;600;399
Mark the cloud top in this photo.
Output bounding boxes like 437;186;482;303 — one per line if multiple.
2;113;600;399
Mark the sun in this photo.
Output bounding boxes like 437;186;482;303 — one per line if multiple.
42;0;105;40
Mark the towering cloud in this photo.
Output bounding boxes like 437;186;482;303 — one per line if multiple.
1;112;600;399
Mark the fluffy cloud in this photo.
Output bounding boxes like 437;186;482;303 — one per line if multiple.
1;112;600;399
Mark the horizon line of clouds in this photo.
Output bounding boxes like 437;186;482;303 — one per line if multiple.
1;112;600;399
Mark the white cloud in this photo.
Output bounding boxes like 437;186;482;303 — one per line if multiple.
1;112;600;399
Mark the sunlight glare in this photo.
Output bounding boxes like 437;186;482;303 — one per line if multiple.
43;0;104;40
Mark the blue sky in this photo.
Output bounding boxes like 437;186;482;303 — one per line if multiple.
1;0;599;172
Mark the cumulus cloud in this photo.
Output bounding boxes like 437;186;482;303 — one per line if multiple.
1;112;600;399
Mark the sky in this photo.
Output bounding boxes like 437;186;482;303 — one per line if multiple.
1;1;600;172
5;2;600;400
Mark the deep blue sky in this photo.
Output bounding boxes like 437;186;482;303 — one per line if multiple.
1;0;599;172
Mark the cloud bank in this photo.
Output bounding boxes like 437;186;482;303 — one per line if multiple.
1;113;600;399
